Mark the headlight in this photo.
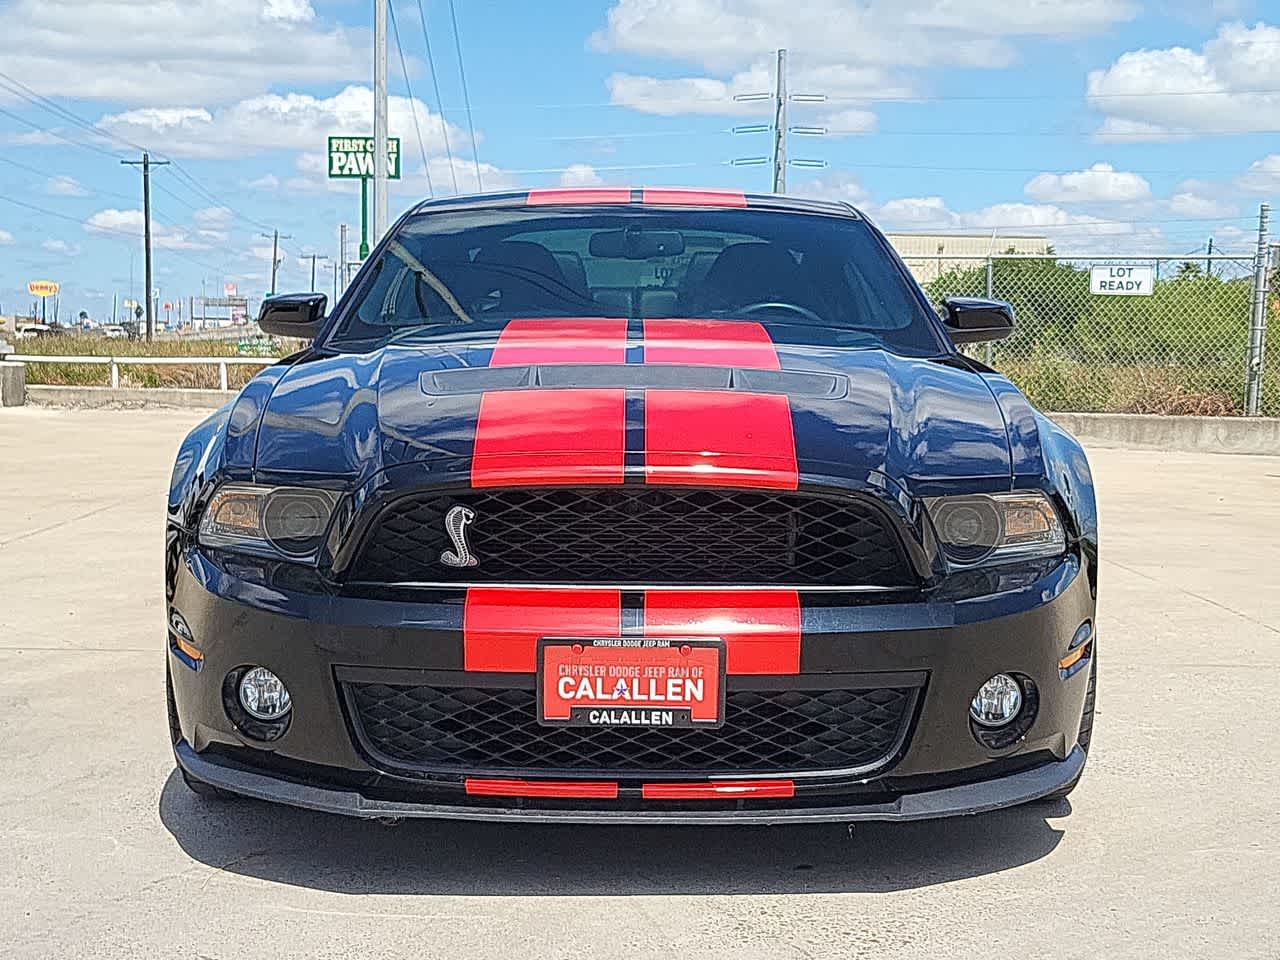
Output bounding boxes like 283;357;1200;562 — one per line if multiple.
926;491;1065;567
199;483;338;560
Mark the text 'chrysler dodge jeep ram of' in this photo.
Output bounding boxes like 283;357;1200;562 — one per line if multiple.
165;187;1098;824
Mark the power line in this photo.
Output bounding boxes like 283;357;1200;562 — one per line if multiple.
0;155;137;205
388;0;434;199
414;0;458;194
0;192;228;275
447;0;483;190
0;70;147;155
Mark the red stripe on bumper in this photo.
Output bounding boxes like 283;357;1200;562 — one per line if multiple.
472;388;626;487
527;188;632;205
642;319;781;370
463;588;622;672
641;188;748;208
465;778;620;799
643;390;798;489
490;318;628;366
643;590;801;675
642;780;795;800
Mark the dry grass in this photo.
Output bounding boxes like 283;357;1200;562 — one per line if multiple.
15;335;287;389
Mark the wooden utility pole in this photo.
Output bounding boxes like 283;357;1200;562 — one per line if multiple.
121;152;170;341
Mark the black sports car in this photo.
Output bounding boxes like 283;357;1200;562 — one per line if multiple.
166;188;1097;823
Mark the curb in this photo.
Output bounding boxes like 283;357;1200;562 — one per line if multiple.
1047;412;1280;456
25;385;230;410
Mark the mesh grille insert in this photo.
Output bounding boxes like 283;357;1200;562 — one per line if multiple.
345;681;917;775
348;487;913;587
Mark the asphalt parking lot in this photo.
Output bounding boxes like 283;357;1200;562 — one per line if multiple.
1;406;1277;959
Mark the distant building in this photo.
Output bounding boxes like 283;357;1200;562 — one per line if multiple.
886;233;1051;284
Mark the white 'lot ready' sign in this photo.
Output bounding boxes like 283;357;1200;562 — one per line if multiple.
1089;264;1154;296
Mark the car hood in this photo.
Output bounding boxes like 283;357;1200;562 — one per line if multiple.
249;322;1018;494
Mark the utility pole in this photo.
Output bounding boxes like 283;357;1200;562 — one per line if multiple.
121;151;170;341
1206;237;1214;278
332;262;339;304
373;0;390;245
260;230;293;295
339;223;349;288
306;253;330;293
772;48;787;194
1246;202;1270;416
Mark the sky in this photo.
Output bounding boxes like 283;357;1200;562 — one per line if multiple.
3;0;1280;321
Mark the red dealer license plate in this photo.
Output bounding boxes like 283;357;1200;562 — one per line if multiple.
537;637;726;729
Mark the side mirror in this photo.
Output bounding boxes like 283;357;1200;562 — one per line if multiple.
258;293;327;340
941;297;1015;344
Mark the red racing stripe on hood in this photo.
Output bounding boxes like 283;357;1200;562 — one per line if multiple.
642;319;781;369
464;588;622;672
490;318;628;366
643;590;801;675
472;388;626;487
644;390;798;489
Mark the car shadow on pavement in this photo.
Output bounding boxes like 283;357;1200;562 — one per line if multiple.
158;770;1069;895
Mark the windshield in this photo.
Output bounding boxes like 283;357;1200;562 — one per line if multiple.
326;206;943;355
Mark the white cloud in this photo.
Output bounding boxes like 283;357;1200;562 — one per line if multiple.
98;86;468;161
42;239;82;257
1237;154;1280;194
0;229;16;246
83;208;214;250
193;206;235;228
1168;179;1239;218
559;164;605;187
1024;163;1152;203
45;176;89;197
1088;21;1280;138
794;171;871;206
262;0;314;24
247;174;281;191
0;0;366;105
593;0;1135;124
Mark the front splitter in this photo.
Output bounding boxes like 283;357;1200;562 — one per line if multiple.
174;741;1084;825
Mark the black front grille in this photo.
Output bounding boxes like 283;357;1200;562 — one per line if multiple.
344;680;918;776
348;487;913;586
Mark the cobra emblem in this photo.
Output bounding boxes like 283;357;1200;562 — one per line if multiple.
439;505;479;568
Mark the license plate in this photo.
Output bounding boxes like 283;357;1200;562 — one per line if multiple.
537;637;725;728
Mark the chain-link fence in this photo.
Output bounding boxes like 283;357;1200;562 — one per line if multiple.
904;251;1277;417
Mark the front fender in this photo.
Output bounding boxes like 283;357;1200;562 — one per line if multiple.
1035;412;1098;593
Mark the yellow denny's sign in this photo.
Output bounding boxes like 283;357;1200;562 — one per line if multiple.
28;280;60;298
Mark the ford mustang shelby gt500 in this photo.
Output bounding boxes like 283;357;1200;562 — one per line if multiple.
166;188;1097;823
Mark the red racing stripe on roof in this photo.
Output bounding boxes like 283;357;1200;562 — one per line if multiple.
526;187;632;205
472;388;627;487
643;590;801;675
641;188;748;208
642;319;781;370
644;390;798;489
463;588;622;672
490;318;628;366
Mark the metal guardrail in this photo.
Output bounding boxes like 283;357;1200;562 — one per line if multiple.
8;355;274;391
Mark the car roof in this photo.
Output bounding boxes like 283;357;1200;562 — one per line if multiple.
408;187;864;220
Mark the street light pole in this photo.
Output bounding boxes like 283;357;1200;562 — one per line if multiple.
373;0;389;245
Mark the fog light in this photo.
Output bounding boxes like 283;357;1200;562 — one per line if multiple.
970;673;1022;727
237;666;292;720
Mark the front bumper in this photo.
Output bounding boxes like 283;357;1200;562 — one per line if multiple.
168;548;1095;823
174;739;1084;824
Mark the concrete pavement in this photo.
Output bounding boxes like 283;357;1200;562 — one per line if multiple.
1;406;1277;959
